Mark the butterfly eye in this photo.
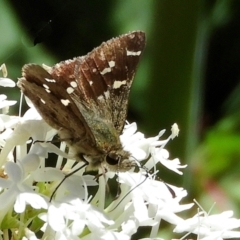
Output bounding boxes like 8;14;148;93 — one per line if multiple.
106;153;120;165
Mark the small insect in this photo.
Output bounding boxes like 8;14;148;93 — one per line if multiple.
18;31;146;173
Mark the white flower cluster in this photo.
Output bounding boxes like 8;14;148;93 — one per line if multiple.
1;65;240;240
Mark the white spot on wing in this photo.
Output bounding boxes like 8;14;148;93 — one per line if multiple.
67;87;74;94
100;61;116;75
109;61;115;68
61;99;70;106
89;81;93;86
113;80;127;89
40;99;46;104
45;78;56;83
45;89;51;93
70;81;77;88
43;84;49;89
100;67;111;75
126;49;141;56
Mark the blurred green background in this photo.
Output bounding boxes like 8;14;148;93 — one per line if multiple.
1;0;240;238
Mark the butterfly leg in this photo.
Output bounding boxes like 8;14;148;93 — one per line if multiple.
50;157;89;202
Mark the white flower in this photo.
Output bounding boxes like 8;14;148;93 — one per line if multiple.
0;94;17;109
0;63;15;88
120;123;186;175
0;64;8;78
2;77;240;239
120;122;156;160
171;123;179;139
174;210;240;239
0;161;47;218
109;172;193;225
40;198;116;239
33;165;98;201
0;78;15;87
121;123;187;175
151;148;187;175
0;114;19;150
0;65;17;114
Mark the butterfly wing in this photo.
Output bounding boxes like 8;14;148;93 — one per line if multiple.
18;31;145;159
50;31;146;134
84;31;145;134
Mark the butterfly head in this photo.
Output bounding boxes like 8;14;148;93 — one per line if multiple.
105;149;136;172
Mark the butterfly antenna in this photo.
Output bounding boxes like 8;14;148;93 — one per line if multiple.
109;171;149;212
114;154;142;199
134;156;176;198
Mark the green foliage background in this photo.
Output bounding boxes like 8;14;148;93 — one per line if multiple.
1;0;240;238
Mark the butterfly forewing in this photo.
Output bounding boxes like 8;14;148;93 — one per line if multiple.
18;31;146;171
85;31;146;133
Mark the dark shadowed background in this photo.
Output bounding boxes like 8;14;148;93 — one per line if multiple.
1;0;240;238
